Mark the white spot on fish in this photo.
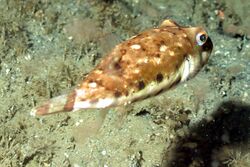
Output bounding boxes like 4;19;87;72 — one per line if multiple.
88;82;97;88
154;57;161;64
176;42;183;47
160;45;168;52
169;50;175;56
134;69;140;74
130;44;141;50
94;70;103;74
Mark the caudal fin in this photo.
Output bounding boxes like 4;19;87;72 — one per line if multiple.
30;87;119;116
30;91;76;116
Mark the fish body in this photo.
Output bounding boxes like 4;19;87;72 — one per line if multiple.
31;19;213;116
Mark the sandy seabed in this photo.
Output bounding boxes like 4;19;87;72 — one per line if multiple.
0;0;249;166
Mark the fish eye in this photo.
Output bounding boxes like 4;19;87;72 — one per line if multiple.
196;32;207;46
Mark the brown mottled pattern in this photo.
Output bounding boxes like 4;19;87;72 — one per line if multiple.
77;26;193;101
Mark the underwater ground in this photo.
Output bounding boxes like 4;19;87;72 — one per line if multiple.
0;0;249;166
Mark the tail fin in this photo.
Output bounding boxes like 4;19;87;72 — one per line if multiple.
30;87;119;116
30;91;76;116
30;90;117;116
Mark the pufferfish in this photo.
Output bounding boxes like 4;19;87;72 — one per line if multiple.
31;19;213;116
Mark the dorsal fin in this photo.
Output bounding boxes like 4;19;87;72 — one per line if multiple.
159;19;180;28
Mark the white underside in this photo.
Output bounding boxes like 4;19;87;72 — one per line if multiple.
73;98;114;110
73;68;183;111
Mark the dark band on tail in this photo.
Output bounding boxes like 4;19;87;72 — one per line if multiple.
63;90;76;112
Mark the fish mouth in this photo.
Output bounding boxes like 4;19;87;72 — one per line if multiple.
201;36;213;66
202;36;213;53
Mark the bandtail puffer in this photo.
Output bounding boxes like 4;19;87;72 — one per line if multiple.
31;19;213;116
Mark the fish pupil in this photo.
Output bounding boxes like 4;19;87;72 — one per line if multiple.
200;34;206;42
